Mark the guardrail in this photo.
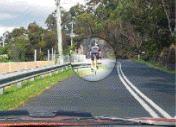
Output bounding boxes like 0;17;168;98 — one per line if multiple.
0;63;70;95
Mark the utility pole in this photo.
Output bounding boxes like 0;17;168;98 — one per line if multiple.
69;20;78;47
55;0;63;64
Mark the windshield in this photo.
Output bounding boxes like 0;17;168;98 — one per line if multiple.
0;0;175;126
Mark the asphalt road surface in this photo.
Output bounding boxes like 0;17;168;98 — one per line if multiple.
20;60;175;118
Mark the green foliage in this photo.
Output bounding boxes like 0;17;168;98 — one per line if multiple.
0;47;7;55
8;36;28;61
11;27;27;37
2;11;73;62
70;4;85;17
2;0;174;65
0;54;8;62
0;42;8;62
2;23;54;61
63;44;77;55
43;31;57;49
45;13;56;31
73;0;174;63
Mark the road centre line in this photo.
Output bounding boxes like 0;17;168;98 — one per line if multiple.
117;64;159;118
117;62;172;118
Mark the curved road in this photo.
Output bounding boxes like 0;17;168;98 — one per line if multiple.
20;60;175;118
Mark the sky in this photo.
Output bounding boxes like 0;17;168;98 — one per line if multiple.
0;0;86;36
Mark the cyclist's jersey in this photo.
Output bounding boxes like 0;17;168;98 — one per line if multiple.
90;45;100;60
90;45;100;54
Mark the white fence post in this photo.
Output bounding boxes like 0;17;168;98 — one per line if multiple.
52;48;54;61
34;49;37;62
48;49;50;61
30;77;35;81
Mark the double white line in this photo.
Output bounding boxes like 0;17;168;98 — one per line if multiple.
117;62;171;118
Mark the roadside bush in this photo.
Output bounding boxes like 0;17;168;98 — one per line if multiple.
0;47;7;55
158;44;175;69
0;54;8;62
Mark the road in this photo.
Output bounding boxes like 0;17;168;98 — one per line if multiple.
20;60;175;118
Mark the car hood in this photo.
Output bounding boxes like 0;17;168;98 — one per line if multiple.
0;110;175;126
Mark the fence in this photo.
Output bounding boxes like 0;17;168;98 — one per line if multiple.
0;61;55;74
70;54;87;63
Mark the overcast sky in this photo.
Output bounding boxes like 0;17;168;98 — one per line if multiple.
0;0;86;36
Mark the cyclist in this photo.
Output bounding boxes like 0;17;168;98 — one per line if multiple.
90;42;101;71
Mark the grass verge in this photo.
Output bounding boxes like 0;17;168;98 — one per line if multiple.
133;59;175;74
0;69;73;111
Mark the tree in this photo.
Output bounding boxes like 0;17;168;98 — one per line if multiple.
11;27;27;37
72;0;175;61
28;22;43;50
70;4;85;17
161;0;175;37
8;35;28;61
45;13;57;31
43;31;57;50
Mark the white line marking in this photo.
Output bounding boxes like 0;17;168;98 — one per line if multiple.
117;63;160;118
118;62;172;118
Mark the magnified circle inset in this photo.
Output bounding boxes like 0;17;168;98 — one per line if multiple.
70;38;116;82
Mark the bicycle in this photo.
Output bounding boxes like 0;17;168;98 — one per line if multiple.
91;53;98;75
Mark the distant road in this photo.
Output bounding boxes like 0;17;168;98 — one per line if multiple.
20;60;175;118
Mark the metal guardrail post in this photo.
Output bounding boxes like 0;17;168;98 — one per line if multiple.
0;88;4;95
16;82;22;88
30;77;35;81
49;72;52;76
64;66;67;70
54;71;58;74
40;74;45;78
